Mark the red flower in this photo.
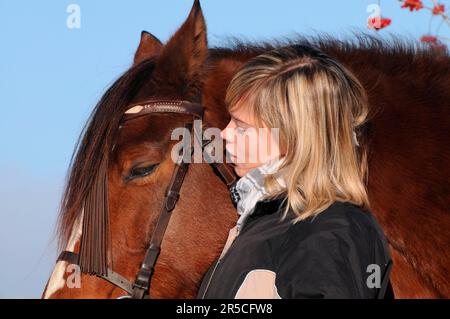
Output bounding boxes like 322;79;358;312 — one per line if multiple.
379;18;392;29
420;35;447;53
432;4;445;15
420;35;438;44
368;17;392;30
401;0;424;11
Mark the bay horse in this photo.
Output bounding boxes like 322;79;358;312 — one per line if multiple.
43;1;449;298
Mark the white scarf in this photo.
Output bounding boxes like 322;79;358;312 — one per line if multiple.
233;157;287;232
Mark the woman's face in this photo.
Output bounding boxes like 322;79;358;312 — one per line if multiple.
220;106;283;177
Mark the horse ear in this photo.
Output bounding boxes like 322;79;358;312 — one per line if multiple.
156;0;208;89
133;31;163;66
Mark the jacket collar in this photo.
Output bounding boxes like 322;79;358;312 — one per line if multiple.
233;157;287;232
251;192;289;219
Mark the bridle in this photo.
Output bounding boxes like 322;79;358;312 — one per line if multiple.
56;99;238;299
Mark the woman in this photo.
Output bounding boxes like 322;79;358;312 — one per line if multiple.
197;44;393;299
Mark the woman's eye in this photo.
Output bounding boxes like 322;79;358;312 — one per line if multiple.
235;127;246;134
126;163;159;181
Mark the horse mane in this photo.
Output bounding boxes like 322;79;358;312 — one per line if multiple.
207;30;449;126
208;30;448;63
56;59;156;252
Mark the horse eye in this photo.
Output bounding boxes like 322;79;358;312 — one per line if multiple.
126;163;159;181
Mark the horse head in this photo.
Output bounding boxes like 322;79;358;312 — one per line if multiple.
43;0;237;299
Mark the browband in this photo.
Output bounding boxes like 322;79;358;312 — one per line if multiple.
121;99;204;122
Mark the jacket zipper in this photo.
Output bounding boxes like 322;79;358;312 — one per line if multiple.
201;228;241;299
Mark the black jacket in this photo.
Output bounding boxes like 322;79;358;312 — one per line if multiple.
197;196;393;299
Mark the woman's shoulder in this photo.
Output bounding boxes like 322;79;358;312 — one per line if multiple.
275;201;392;298
284;201;387;247
301;200;377;226
277;201;391;270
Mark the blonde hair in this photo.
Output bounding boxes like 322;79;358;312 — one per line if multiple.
225;44;371;223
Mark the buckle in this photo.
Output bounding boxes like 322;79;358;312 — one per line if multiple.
132;268;153;291
165;188;180;201
164;188;180;211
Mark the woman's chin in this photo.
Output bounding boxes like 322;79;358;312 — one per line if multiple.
233;165;246;177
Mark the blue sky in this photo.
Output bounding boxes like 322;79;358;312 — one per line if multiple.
0;0;448;298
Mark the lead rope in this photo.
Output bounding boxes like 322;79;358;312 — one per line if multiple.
374;216;394;299
377;259;393;299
